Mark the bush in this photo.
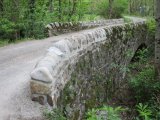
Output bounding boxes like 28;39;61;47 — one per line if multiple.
96;0;128;18
0;18;28;42
136;103;152;120
128;65;157;103
44;109;66;120
147;18;156;38
146;18;156;54
86;106;124;120
0;18;16;40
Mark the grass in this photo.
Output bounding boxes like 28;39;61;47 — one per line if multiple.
0;38;34;47
0;39;9;47
81;14;104;21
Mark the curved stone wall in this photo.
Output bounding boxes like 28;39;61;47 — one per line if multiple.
30;20;147;119
45;19;124;37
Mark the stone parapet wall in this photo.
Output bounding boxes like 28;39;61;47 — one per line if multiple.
45;19;124;37
31;20;147;119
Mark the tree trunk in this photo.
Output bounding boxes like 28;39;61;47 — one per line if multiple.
153;0;155;16
69;0;78;18
0;0;3;17
48;0;53;12
108;0;114;18
29;0;35;37
78;0;82;20
71;0;77;15
129;0;131;14
58;0;61;21
155;0;160;79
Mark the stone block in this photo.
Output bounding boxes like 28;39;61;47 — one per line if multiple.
31;67;53;83
30;80;51;95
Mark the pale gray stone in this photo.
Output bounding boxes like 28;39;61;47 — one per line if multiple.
31;67;53;83
48;47;65;57
52;39;72;54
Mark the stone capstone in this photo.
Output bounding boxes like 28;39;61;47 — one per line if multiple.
45;19;124;37
31;67;53;83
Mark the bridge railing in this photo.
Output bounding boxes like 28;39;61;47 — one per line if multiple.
45;19;124;37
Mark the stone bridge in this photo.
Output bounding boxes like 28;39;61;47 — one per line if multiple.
30;18;147;119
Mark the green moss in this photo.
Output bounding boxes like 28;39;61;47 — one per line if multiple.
68;65;71;71
73;110;80;120
85;98;97;110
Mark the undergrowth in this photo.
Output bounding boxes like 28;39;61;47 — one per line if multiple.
127;47;160;120
44;109;66;120
86;106;125;120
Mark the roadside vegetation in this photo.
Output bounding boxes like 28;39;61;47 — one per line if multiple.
0;0;130;46
0;0;155;47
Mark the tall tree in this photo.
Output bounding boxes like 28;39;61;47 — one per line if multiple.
0;0;3;16
153;0;155;16
28;0;35;36
108;0;114;18
58;0;61;21
128;0;131;14
155;0;160;79
69;0;78;18
48;0;53;12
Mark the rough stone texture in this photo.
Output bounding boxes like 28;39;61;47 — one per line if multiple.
45;19;124;37
30;80;51;95
30;19;147;119
155;0;160;79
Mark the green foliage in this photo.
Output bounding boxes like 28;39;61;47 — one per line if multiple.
128;0;155;17
136;103;152;120
149;94;160;118
146;18;156;56
127;47;160;120
87;108;98;120
111;0;128;18
44;109;66;120
123;16;132;23
101;106;125;120
95;0;128;18
0;39;9;47
129;48;151;71
135;48;149;63
128;65;157;102
86;106;124;120
146;18;156;42
0;18;16;40
0;0;97;42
